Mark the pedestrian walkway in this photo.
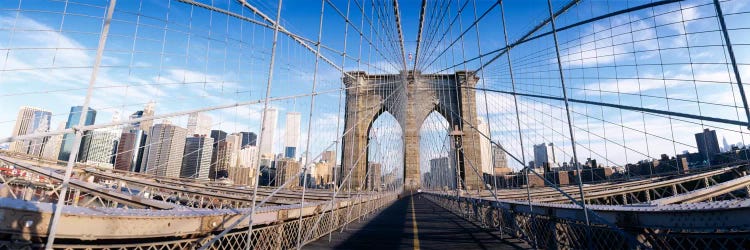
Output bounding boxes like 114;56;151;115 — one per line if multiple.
306;194;532;249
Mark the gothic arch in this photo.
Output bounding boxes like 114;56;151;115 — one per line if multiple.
340;70;484;191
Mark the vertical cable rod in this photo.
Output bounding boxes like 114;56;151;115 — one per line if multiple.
545;0;590;226
45;1;117;248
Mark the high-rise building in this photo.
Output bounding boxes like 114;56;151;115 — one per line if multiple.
181;135;214;180
695;128;720;162
284;112;301;158
59;106;96;161
275;158;300;188
128;102;155;132
114;132;136;171
227;165;256;186
141;101;155;132
186;113;212;136
209;130;230;179
227;133;242;167
533;143;556;170
313;161;333;187
26;111;52;157
229;145;259;186
80;126;121;168
477;118;492;174
429;157;454;189
492;145;512;175
10;107;50;138
10;107;51;155
321;150;336;163
42;122;66;161
210;130;227;143
259;108;278;157
238;145;258;168
129;110;144;129
114;129;148;172
239;132;257;147
143;123;186;177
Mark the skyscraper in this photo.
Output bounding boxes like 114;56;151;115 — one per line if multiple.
313;161;333;187
231;145;259;186
114;132;136;171
59;106;96;161
533;143;556;170
42;122;66;161
80;127;121;168
140;101;155;132
226;133;242;167
10;106;51;154
210;130;227;143
259;108;278;157
695;128;720;162
114;129;148;172
284;112;301;158
430;157;454;189
129;110;144;129
186;112;212;136
26;110;52;156
181;135;214;180
143;123;186;177
237;145;259;168
722;136;730;152
477;118;492;174
321;150;336;163
275;158;300;188
239;132;257;147
129;102;155;132
492;145;511;175
210;130;230;179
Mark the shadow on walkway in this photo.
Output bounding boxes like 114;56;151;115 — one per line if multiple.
306;194;532;250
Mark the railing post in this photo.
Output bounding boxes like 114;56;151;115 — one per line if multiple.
275;224;284;250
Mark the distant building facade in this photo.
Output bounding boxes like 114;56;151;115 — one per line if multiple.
59;106;96;161
259;108;278;157
143;123;186;177
80;126;121;168
695;128;720;162
186;112;212;136
533;143;556;170
275;158;300;188
239;132;257;147
284;112;301;158
181;135;214;180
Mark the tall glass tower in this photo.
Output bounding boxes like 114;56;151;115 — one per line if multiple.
58;106;96;161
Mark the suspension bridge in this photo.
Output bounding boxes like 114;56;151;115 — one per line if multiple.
1;0;750;249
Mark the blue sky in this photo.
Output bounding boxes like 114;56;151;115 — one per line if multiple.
2;0;750;175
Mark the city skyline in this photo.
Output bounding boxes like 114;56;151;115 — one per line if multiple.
1;0;748;174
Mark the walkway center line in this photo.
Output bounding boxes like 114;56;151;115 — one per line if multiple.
410;194;420;250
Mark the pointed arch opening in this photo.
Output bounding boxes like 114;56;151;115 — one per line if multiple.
366;111;403;191
419;110;456;190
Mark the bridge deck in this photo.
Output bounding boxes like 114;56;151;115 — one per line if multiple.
307;194;531;250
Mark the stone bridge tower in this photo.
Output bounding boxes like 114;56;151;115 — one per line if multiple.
340;70;484;191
